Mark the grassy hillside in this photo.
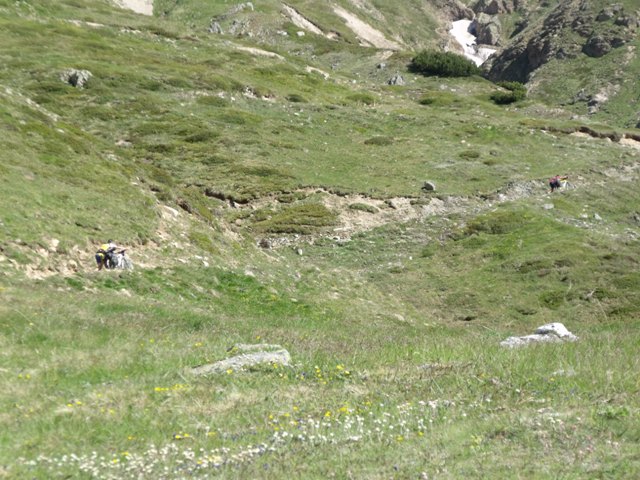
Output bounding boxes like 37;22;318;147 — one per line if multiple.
1;0;639;478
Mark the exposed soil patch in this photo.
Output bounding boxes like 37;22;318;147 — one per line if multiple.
282;4;324;36
113;0;153;16
332;5;401;50
232;44;285;60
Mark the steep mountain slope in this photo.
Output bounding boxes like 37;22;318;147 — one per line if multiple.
119;0;640;127
482;0;640;127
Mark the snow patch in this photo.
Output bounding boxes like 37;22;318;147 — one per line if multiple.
449;20;495;66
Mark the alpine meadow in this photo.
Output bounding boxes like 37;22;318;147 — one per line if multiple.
0;0;639;478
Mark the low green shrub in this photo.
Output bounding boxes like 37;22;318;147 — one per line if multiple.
348;203;379;213
347;93;376;105
196;95;229;107
286;93;307;103
251;203;337;234
184;130;218;143
410;50;480;77
364;136;393;146
459;150;481;160
490;81;526;104
464;210;529;236
418;92;462;107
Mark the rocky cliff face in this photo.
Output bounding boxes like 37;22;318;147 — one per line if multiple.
485;0;638;83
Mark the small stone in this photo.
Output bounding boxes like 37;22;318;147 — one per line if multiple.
501;322;578;348
387;74;405;86
60;69;92;88
421;181;436;192
208;21;223;34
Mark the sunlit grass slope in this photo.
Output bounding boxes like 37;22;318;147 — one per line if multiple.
0;0;639;478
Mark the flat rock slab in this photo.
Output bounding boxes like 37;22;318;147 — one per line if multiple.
500;322;578;348
191;344;291;375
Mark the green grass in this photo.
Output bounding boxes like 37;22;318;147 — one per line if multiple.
0;0;639;478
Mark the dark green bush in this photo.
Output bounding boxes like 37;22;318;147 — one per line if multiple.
490;81;526;104
410;50;480;77
197;95;229;107
251;203;337;234
459;150;481;160
464;210;528;236
286;93;307;103
364;136;393;146
418;92;462;107
347;93;376;105
184;130;218;143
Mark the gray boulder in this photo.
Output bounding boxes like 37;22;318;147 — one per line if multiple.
500;322;578;348
588;91;609;114
191;343;291;375
596;8;615;22
433;0;474;20
387;74;405;86
583;35;612;57
208;21;223;34
471;13;502;46
60;69;92;88
615;15;639;29
473;0;515;15
421;181;436;192
229;2;254;14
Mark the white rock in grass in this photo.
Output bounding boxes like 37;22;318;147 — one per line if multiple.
500;322;578;348
191;344;291;375
60;69;92;88
534;322;577;338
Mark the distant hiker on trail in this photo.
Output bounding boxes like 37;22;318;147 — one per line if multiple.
549;175;568;193
95;240;117;270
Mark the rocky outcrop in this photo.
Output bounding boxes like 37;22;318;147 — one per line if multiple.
208;2;255;35
208;21;223;34
471;12;501;46
387;74;405;86
486;1;637;82
60;69;92;88
486;0;583;82
434;0;474;20
582;35;611;57
473;0;515;15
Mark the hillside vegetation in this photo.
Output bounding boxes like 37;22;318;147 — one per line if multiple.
0;0;639;478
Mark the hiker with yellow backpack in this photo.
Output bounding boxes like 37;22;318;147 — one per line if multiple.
95;240;117;270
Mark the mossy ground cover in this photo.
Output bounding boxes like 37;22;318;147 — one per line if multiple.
1;0;639;478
